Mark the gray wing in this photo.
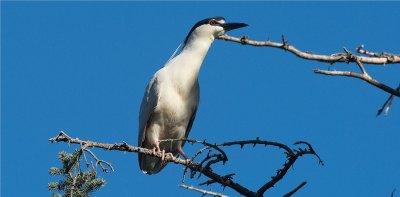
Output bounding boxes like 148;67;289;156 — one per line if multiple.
138;76;158;147
184;82;200;141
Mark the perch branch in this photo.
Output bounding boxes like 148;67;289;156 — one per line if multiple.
50;131;322;197
49;131;191;166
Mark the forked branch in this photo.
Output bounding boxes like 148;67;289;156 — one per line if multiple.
218;34;399;114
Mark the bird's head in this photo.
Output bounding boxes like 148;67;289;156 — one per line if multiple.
183;16;248;45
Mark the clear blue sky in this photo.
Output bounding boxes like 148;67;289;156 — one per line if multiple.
2;2;400;197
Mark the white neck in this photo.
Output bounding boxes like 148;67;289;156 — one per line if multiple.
181;34;214;61
165;34;214;92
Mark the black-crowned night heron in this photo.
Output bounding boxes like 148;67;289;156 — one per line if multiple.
138;16;248;174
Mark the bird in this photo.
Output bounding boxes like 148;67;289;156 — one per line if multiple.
138;16;248;175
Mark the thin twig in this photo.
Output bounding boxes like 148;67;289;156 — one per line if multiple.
282;181;307;197
84;149;114;173
179;184;229;197
199;174;235;186
256;142;322;196
219;138;295;156
377;85;400;116
80;143;91;170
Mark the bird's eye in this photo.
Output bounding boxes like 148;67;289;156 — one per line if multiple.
209;20;217;26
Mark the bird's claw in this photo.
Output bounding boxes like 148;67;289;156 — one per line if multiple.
161;152;174;166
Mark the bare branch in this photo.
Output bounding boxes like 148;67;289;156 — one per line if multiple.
179;184;229;197
49;131;191;166
219;138;294;156
218;34;400;101
159;138;228;163
293;141;324;165
357;44;400;60
83;149;114;173
282;181;307;197
218;35;400;65
377;85;400;116
50;131;322;197
256;141;322;196
199;174;235;186
314;69;400;97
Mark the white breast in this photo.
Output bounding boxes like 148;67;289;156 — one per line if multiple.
147;68;198;144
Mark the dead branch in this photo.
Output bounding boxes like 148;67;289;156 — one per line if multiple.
49;131;191;166
83;149;114;173
218;34;399;114
377;85;400;116
50;131;322;197
218;35;399;97
218;35;400;65
179;184;229;197
283;181;307;197
357;44;400;60
314;48;400;97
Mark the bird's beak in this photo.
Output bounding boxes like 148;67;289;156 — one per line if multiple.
221;22;248;32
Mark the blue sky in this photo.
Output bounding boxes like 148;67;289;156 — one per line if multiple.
2;1;400;197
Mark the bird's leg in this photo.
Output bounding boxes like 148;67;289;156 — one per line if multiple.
177;146;189;160
161;149;165;161
156;140;169;167
152;140;161;155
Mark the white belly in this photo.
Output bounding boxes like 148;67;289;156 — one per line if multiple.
145;85;197;152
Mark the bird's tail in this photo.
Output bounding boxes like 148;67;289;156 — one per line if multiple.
138;153;166;175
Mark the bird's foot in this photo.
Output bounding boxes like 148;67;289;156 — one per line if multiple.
178;149;193;165
160;151;174;166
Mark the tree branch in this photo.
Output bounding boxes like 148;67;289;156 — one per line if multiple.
313;69;400;97
49;131;191;166
219;35;399;96
218;34;399;114
50;131;322;196
179;184;229;197
357;44;400;61
282;181;307;197
218;35;400;65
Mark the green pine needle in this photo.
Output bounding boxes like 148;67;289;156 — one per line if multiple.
49;150;107;196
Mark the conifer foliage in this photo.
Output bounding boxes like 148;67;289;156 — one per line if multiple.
48;150;106;197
